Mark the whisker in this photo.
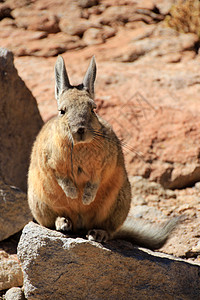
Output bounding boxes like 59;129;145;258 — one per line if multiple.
64;117;77;185
91;129;145;161
91;136;104;150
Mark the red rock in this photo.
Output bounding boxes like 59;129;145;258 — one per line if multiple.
121;107;200;189
83;27;103;45
60;18;98;36
155;0;175;15
11;6;60;33
113;26;198;62
78;0;99;8
0;17;16;27
101;25;117;40
17;13;60;33
83;25;116;45
98;5;138;25
5;0;29;10
0;3;12;20
0;24;84;57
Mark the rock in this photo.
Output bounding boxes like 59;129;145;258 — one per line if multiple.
14;12;60;33
18;222;200;299
0;180;32;241
17;32;84;57
83;26;116;45
104;84;200;189
155;0;174;15
0;17;16;28
78;0;99;8
129;176;177;222
129;176;176;199
135;0;156;11
0;25;84;57
114;27;198;62
4;0;29;10
98;5;138;26
60;18;97;36
195;182;200;190
0;3;12;20
0;252;23;291
5;287;25;300
124;107;200;189
11;6;60;33
129;205;165;220
83;27;103;45
0;48;43;191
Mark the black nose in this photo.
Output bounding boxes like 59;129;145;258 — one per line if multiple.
77;127;85;136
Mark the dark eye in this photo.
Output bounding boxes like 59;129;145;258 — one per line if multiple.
59;109;65;116
91;108;95;113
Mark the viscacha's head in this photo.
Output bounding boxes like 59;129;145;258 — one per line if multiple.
55;56;101;144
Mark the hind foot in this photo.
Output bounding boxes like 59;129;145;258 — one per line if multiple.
55;217;72;232
87;229;109;242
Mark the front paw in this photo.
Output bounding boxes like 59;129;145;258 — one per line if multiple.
57;177;78;199
65;185;78;199
82;182;98;205
87;229;109;242
55;216;72;232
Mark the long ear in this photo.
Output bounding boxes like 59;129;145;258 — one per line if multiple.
55;56;71;103
83;56;96;98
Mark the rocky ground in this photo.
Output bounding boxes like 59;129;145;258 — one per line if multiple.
0;0;200;297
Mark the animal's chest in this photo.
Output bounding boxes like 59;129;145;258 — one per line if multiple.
55;144;106;185
71;146;105;184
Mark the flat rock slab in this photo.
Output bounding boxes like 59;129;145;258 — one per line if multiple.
18;222;200;300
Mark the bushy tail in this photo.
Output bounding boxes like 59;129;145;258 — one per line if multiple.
113;216;180;250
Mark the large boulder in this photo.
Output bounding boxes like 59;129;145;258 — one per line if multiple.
18;222;200;300
99;94;200;189
0;48;43;191
0;179;32;241
123;107;200;189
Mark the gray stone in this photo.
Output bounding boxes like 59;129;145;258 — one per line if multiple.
130;205;165;220
0;179;32;241
5;287;25;300
0;254;23;291
0;48;43;191
18;222;200;300
195;181;200;190
129;176;176;199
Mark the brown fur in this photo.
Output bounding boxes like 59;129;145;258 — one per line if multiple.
28;56;178;249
